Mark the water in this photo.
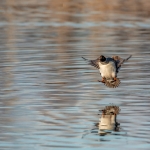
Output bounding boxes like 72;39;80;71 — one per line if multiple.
0;1;150;150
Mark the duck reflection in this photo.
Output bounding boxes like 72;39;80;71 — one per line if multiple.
96;105;120;136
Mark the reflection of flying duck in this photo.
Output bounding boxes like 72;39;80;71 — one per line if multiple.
97;105;120;135
82;55;132;88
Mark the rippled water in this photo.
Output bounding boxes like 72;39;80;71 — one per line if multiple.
0;1;150;150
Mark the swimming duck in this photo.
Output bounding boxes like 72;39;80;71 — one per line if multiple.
82;55;132;88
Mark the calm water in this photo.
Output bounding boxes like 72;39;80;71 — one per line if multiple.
0;1;150;150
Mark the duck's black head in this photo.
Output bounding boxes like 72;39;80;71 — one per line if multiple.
100;55;106;62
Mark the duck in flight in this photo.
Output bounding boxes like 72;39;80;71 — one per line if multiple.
82;55;132;88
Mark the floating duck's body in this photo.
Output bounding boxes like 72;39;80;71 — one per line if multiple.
82;55;132;88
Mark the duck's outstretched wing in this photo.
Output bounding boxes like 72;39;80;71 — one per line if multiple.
82;57;100;69
112;55;132;72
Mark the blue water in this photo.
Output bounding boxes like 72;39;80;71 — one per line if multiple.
0;1;150;150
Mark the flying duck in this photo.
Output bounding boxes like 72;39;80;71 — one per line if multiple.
82;55;132;88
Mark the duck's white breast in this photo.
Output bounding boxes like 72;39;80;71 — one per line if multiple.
99;61;116;79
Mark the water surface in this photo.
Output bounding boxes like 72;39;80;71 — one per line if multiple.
0;1;150;150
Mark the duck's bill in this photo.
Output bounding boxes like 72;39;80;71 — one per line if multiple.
98;78;120;88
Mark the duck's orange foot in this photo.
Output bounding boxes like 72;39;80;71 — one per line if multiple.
98;78;106;83
113;77;117;81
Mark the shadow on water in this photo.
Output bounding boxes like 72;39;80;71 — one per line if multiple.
0;1;150;150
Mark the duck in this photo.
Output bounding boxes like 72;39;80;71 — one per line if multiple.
82;55;132;88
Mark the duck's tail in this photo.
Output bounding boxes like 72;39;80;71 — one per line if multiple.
98;78;120;88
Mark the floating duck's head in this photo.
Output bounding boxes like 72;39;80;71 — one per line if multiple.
100;55;106;62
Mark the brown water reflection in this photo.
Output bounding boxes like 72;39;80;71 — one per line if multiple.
0;1;150;150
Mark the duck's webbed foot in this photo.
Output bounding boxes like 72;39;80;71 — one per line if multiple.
98;77;106;83
113;77;118;81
